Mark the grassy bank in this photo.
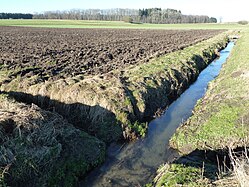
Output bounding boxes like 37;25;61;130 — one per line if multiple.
0;94;105;186
171;30;249;152
0;19;247;30
153;29;249;186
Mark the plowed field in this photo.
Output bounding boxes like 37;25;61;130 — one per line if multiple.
0;26;223;83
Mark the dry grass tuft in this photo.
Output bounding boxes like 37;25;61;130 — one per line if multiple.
214;145;249;187
229;147;249;187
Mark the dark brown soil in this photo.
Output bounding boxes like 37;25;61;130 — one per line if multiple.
0;26;223;82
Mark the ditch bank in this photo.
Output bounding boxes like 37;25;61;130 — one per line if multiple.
170;32;249;153
0;94;105;187
0;32;229;143
153;31;249;186
82;39;235;187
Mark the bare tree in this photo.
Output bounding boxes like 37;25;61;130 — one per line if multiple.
33;8;217;24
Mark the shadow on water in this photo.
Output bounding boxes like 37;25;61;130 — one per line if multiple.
82;42;234;186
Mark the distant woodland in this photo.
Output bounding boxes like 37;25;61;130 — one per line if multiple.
0;13;33;19
1;8;217;23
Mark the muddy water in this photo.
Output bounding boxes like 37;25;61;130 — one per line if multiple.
82;42;234;187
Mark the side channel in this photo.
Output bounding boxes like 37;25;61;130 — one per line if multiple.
82;42;234;187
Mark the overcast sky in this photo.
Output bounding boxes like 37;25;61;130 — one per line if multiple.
0;0;248;22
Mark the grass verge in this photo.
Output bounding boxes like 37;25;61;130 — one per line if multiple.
170;29;249;152
0;19;248;30
153;27;249;186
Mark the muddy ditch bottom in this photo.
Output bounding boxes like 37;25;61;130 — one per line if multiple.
81;42;234;186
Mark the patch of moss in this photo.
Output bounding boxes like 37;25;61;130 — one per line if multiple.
49;159;89;187
128;121;148;138
47;129;106;186
49;141;105;186
116;109;148;138
155;164;206;187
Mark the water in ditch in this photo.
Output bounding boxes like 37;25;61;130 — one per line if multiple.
82;42;234;186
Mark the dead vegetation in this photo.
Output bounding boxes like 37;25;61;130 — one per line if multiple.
0;93;105;186
228;147;249;187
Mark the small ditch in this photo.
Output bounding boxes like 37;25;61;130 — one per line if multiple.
82;42;235;186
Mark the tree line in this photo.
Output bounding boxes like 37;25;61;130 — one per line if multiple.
33;8;217;23
138;8;217;23
0;13;33;19
0;8;217;24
